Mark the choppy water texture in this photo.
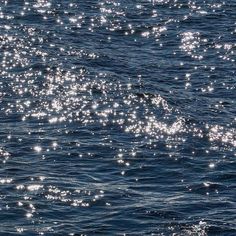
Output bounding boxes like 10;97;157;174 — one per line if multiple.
0;0;235;235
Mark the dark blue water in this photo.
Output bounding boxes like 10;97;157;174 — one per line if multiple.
0;0;235;235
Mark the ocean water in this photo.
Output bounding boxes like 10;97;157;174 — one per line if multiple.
0;0;235;235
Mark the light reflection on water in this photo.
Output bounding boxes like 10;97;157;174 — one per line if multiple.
0;0;235;235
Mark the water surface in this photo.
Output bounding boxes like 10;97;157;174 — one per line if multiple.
0;0;235;235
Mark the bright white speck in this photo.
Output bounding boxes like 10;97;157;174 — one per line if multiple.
34;146;42;152
16;228;24;233
0;178;12;184
26;213;33;218
27;184;43;191
209;163;215;168
52;142;58;148
16;184;25;190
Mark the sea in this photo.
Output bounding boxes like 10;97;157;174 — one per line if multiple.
0;0;235;235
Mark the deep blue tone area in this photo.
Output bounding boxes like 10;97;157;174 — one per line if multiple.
0;0;235;235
